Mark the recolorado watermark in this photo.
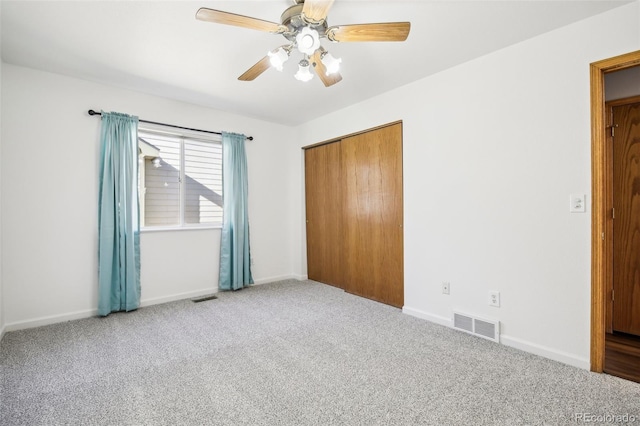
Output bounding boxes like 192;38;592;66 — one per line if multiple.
575;413;637;423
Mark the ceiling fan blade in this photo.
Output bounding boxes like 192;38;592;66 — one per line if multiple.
196;8;285;33
302;0;335;25
327;22;411;42
311;50;342;87
238;56;272;81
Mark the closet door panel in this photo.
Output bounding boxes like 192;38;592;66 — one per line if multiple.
305;142;344;288
341;123;403;307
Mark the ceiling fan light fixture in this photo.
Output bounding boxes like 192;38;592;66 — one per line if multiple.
197;3;411;87
268;47;290;71
296;27;320;56
321;52;342;75
294;59;314;82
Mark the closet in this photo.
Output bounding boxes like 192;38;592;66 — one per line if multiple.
304;122;403;308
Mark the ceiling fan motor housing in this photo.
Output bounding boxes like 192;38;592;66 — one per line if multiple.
280;3;328;44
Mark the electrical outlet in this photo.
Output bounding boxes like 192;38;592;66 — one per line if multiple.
489;291;500;307
442;282;450;295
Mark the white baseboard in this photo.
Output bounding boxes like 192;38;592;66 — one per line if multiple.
140;288;216;307
0;323;6;344
2;277;309;334
4;308;98;333
500;334;590;370
402;305;589;371
403;306;452;328
252;274;306;285
3;288;218;333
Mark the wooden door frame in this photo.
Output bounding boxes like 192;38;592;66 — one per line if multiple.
590;50;640;372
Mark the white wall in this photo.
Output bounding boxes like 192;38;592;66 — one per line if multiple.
294;3;640;369
0;2;5;341
1;64;296;330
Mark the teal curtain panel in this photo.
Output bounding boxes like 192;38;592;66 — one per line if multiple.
98;111;141;316
219;132;253;290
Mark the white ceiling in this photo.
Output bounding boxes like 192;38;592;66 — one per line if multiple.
1;0;632;126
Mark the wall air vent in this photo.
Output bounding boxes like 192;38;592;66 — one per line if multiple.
452;312;500;343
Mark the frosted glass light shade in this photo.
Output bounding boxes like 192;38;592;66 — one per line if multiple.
294;59;314;82
321;52;342;75
268;47;289;71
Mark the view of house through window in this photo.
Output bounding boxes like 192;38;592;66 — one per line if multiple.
138;131;223;228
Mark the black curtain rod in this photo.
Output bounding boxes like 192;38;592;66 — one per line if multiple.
87;110;253;141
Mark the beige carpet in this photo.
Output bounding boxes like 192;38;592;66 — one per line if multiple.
1;280;639;425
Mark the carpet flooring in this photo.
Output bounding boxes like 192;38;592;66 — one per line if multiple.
1;280;639;425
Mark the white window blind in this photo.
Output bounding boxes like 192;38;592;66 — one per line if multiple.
139;131;223;228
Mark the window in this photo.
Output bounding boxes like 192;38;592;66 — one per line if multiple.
138;130;223;228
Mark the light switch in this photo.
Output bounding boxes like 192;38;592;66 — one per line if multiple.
570;194;586;213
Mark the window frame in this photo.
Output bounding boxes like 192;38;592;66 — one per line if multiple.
138;127;223;232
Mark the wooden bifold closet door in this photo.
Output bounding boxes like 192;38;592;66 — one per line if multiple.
305;142;343;288
304;122;404;308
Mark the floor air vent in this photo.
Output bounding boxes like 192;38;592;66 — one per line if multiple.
453;312;500;343
192;295;218;303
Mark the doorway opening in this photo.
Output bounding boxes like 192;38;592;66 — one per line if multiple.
590;50;640;380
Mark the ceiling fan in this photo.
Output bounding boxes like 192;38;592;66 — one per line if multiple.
196;0;411;87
